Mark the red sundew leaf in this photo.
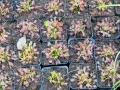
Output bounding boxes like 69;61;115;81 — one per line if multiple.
8;61;13;67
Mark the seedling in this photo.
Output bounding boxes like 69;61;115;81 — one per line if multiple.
18;41;39;64
0;70;13;90
94;18;117;37
48;71;67;89
112;51;120;90
0;1;12;20
43;18;63;40
69;0;87;14
17;20;39;38
44;0;64;15
42;41;69;64
0;46;16;69
17;0;41;13
69;19;86;37
0;25;9;43
100;60;120;86
16;66;40;88
96;0;120;9
96;44;115;62
69;39;94;61
71;66;96;89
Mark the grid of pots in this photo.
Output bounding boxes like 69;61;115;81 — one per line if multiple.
0;0;120;90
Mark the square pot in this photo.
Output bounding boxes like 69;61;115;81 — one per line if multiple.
40;0;66;18
41;66;69;90
88;0;115;16
92;16;120;39
65;15;93;39
41;40;69;66
69;63;97;90
68;38;95;63
14;65;41;90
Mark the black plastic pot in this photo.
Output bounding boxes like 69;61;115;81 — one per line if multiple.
96;61;120;90
40;0;66;18
69;63;97;90
88;0;115;17
65;15;93;39
65;0;89;18
91;16;120;40
14;65;41;90
41;66;69;90
68;38;95;63
0;0;15;23
40;17;67;41
40;40;69;66
94;38;120;63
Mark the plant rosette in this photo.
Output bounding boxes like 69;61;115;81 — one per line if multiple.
41;66;68;90
89;0;115;16
15;66;41;90
42;41;69;66
70;63;97;89
0;25;10;44
16;19;40;41
41;17;66;41
68;38;94;63
97;61;120;89
66;16;92;38
0;45;17;70
93;16;119;39
95;39;118;63
0;1;14;22
15;40;40;66
40;0;65;18
66;0;88;17
0;70;14;90
15;0;42;20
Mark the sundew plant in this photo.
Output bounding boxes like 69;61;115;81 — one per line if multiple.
69;39;94;61
69;0;87;14
43;18;64;40
0;25;9;43
42;41;69;64
48;71;67;89
17;19;40;38
44;0;64;15
18;41;39;64
94;18;117;37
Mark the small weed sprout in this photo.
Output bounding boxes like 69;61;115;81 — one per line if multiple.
18;41;39;64
0;46;16;69
17;20;39;38
42;41;69;64
0;1;12;19
70;39;94;61
43;18;63;40
0;25;9;43
0;71;13;90
99;60;120;85
69;0;87;14
48;71;67;89
71;66;96;89
96;44;115;63
94;18;117;37
44;0;64;15
69;19;86;37
16;66;40;88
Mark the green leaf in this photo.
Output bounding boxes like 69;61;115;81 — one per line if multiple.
44;21;49;27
